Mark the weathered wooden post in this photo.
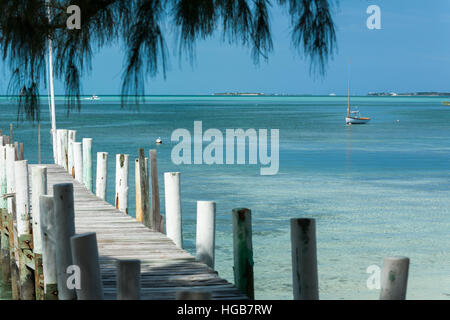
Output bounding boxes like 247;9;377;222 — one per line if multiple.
14;141;19;160
232;208;254;299
9;123;13;143
5;144;19;299
68;130;77;176
115;154;129;214
164;172;182;248
73;142;83;184
149;150;164;232
39;195;58;300
176;291;212;300
59;129;68;170
290;218;319;300
0;145;10;285
14;160;35;300
38;124;41;164
95;152;108;200
31;166;47;300
196;201;216;269
117;259;141;300
135;149;149;224
82;138;93;191
19;142;24;160
53;183;77;300
56;129;62;165
380;256;410;300
70;232;104;300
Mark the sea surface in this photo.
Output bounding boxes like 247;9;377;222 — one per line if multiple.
1;95;449;300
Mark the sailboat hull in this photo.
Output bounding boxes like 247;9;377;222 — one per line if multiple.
346;117;370;124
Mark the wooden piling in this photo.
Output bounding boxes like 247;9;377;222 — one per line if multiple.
82;138;93;191
56;129;62;165
290;218;319;300
14;141;19;160
67;130;77;176
164;172;182;248
117;259;141;300
39;195;58;300
0;145;10;285
115;154;129;214
5;144;19;299
149;150;164;232
73;142;83;183
59;129;69;170
95;152;108;200
231;208;254;299
31;166;47;300
70;232;104;300
14;160;35;300
38;124;41;164
135;150;149;224
53;183;77;300
19;143;24;160
380;256;410;300
196;201;216;269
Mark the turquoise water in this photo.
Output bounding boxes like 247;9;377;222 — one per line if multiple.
1;95;450;299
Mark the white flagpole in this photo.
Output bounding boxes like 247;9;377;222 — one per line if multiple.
47;1;57;164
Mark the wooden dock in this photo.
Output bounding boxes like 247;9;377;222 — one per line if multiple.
37;164;247;300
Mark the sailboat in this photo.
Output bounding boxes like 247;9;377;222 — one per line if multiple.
345;63;370;125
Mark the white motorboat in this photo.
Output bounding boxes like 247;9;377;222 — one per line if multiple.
345;63;370;125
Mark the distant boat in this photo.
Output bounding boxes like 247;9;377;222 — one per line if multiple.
84;95;100;101
442;101;450;106
156;137;162;144
329;93;336;96
345;63;370;125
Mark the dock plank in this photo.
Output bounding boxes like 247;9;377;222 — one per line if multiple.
30;164;247;300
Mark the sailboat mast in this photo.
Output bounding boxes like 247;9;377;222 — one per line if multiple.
47;1;57;163
348;62;351;117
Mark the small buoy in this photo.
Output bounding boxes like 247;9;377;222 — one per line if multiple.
156;137;162;144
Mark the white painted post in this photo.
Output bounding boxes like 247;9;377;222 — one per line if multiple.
6;144;16;214
380;256;410;300
14;161;30;236
95;152;108;200
39;195;58;300
196;201;216;269
68;130;77;177
290;218;319;300
70;232;104;300
58;129;68;170
14;160;35;300
55;129;61;165
117;259;141;300
0;146;7;209
53;183;77;300
31;166;47;300
115;154;129;214
82;138;93;191
164;172;182;248
31;166;47;255
73;142;83;184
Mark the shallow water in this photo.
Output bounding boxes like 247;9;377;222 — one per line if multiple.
0;95;449;299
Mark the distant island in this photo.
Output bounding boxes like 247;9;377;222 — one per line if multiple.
368;92;450;97
213;92;266;96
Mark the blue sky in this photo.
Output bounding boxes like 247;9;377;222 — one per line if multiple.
3;0;450;95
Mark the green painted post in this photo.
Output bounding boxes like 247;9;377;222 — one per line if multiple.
231;208;254;299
